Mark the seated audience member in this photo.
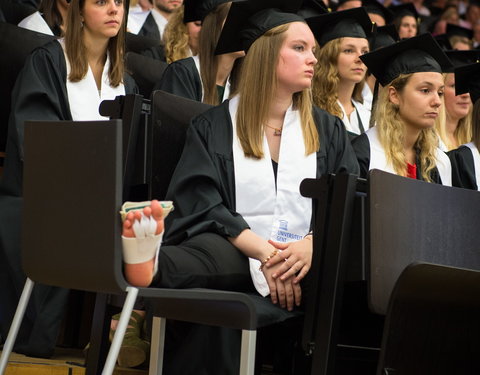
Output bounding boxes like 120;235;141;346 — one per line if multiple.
0;0;136;358
352;33;453;185
445;23;473;49
433;6;460;35
363;0;394;26
128;0;182;40
162;2;201;63
449;61;480;190
121;3;359;373
307;7;373;137
436;50;477;151
157;0;244;105
390;3;419;39
17;0;69;36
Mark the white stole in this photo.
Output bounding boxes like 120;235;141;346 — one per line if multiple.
18;11;54;36
192;55;230;102
230;95;316;296
465;142;480;190
59;40;125;121
366;127;452;186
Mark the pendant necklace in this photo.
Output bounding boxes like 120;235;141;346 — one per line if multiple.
265;124;282;136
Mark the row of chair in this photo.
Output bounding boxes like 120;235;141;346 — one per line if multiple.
1;90;480;374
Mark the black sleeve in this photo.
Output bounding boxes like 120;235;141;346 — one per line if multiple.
154;59;202;102
313;107;360;177
124;72;139;94
164;111;249;245
351;133;370;179
2;41;70;197
448;146;478;190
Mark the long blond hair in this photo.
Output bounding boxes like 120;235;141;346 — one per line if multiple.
163;6;191;64
236;23;319;159
65;0;125;86
375;74;438;182
312;37;365;118
435;74;472;150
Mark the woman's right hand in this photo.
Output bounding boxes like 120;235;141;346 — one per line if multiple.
262;263;301;311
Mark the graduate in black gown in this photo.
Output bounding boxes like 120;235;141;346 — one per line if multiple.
448;62;480;190
307;8;373;138
156;0;244;104
0;0;136;357
352;33;453;185
121;2;359;373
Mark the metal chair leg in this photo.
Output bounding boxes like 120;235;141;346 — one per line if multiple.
0;278;35;375
149;316;166;375
239;329;256;375
101;286;139;375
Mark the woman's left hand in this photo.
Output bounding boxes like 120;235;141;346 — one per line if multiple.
264;237;313;284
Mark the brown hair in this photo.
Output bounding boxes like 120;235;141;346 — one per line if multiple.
236;23;319;159
198;2;231;105
65;0;125;87
39;0;64;34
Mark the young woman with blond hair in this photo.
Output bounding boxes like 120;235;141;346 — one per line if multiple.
121;3;358;373
352;33;452;185
162;4;201;63
307;7;373;137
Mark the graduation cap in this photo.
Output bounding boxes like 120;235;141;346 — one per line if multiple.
389;3;418;21
306;7;374;46
435;33;453;50
444;49;480;72
455;62;480;102
297;0;330;18
215;0;304;55
362;0;394;25
183;0;231;23
360;33;453;86
446;23;473;40
368;24;399;51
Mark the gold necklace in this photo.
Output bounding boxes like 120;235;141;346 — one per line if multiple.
265;124;282;136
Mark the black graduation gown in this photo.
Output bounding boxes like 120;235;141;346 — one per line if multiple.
137;12;160;41
163;100;360;245
351;132;443;183
155;57;202;103
0;39;136;357
448;145;478;190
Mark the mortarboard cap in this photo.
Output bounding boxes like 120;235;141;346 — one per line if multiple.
363;0;394;25
215;0;304;55
306;7;374;46
435;33;453;50
455;62;480;102
360;33;453;86
389;3;418;21
183;0;231;23
368;24;399;51
297;0;330;18
445;23;473;40
444;49;480;72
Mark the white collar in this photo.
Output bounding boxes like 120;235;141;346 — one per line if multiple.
60;39;125;121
